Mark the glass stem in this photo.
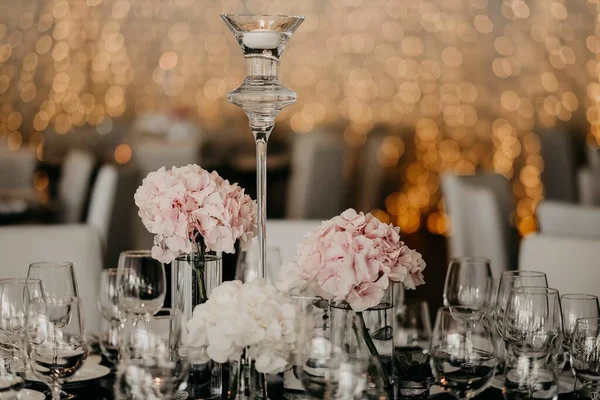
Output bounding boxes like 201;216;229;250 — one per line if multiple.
50;379;62;400
253;133;269;280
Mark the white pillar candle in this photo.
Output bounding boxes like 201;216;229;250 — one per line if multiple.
242;29;281;49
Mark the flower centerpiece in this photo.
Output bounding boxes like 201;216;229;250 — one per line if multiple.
187;279;305;399
135;164;257;303
282;208;426;399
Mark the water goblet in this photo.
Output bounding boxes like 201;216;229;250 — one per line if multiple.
502;287;563;400
115;308;190;400
430;307;497;399
117;250;166;320
443;257;493;323
571;317;600;398
27;297;88;400
98;268;124;366
560;294;599;368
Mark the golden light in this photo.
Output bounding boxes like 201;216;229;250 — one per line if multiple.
114;143;132;165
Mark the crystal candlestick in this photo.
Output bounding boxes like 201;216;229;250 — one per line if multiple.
221;14;304;280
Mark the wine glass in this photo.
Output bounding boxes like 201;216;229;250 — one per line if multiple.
27;261;78;300
27;297;88;400
395;300;433;399
115;308;190;400
571;317;600;397
443;257;493;323
560;294;599;368
235;245;282;283
430;307;497;399
491;270;548;339
502;287;563;399
296;299;331;399
117;250;166;319
98;268;124;366
0;278;44;397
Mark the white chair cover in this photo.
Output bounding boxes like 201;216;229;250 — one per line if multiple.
577;167;596;206
87;164;119;246
266;219;322;262
286;132;347;219
0;147;36;190
441;173;516;277
537;200;600;239
58;150;95;223
0;224;104;333
131;140;200;250
519;234;600;298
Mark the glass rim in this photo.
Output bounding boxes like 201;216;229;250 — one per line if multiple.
575;316;600;326
510;286;559;295
174;253;222;262
500;270;546;277
0;277;42;286
220;14;306;20
102;268;119;275
120;250;152;258
561;293;598;300
449;256;491;264
29;261;73;269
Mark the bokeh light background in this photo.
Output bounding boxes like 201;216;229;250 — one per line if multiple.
1;0;599;236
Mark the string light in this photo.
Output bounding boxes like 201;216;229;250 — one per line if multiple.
0;0;596;236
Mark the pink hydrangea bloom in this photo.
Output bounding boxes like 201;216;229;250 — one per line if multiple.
135;165;257;263
293;208;426;311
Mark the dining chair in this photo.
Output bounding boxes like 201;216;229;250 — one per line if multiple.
356;131;387;212
266;219;322;262
58;149;95;223
537;128;577;203
519;234;600;298
537;200;600;239
578;167;596;206
131;140;200;249
441;172;517;277
0;224;104;333
0;147;36;190
286;131;347;219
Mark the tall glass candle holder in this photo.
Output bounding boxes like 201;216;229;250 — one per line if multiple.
221;14;304;280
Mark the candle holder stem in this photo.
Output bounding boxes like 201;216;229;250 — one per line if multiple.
252;122;272;281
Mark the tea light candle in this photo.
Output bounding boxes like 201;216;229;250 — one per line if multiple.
242;29;281;49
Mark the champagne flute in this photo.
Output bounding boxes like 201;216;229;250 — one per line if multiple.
430;307;497;399
0;278;44;397
115;308;190;400
443;257;493;323
98;268;124;366
117;250;166;320
27;297;88;400
571;317;600;397
560;294;599;368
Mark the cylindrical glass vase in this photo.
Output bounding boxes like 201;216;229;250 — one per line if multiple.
329;286;395;395
172;252;223;400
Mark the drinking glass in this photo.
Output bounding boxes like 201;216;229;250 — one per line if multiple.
117;250;166;319
27;261;78;300
0;278;44;398
115;308;190;400
296;299;331;399
430;307;497;399
502;287;563;399
235;245;282;283
27;297;88;400
571;317;600;398
443;257;493;323
492;271;548;339
395;300;433;399
98;268;124;366
561;294;599;365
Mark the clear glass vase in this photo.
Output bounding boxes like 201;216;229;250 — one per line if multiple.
220;14;304;281
172;253;223;400
227;348;268;400
329;286;395;399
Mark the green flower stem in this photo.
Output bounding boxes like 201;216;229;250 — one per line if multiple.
356;311;393;400
193;240;208;304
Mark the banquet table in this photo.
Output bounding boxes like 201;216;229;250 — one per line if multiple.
24;362;581;400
